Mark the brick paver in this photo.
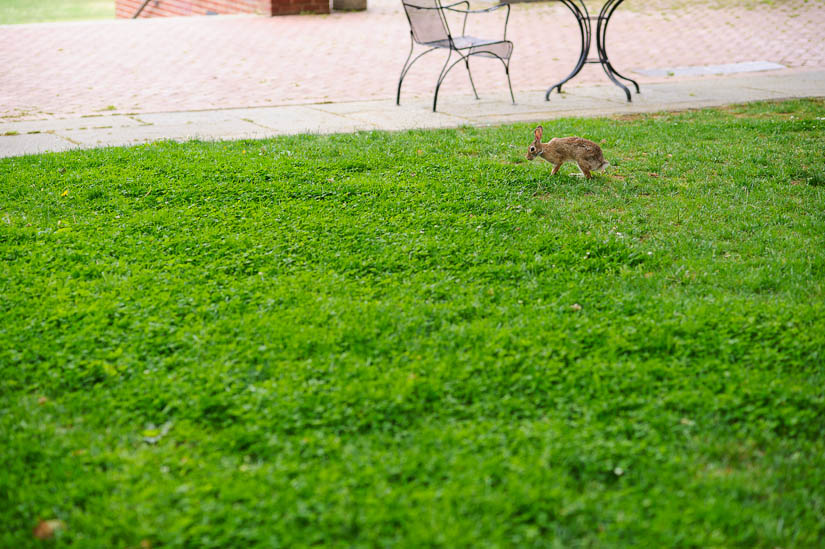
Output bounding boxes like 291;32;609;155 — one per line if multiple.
1;0;824;120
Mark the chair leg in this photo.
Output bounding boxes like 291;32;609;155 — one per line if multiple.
464;55;479;100
433;49;453;112
435;50;513;111
398;43;440;107
504;60;515;104
397;34;415;106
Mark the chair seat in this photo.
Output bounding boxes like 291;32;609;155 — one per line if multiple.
397;0;516;111
424;36;513;60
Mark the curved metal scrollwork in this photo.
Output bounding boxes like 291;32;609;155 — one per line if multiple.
545;0;640;102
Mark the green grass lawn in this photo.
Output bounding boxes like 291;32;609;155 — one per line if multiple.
0;0;112;24
1;99;824;547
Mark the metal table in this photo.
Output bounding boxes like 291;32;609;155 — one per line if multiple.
545;0;639;102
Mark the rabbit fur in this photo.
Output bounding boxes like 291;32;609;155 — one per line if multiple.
526;125;609;179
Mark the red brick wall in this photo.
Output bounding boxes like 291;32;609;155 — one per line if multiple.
260;0;330;15
116;0;328;18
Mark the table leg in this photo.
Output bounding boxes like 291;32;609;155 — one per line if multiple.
545;0;640;102
596;0;639;100
545;0;590;100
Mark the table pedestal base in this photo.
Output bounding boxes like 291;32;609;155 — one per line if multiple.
545;0;640;102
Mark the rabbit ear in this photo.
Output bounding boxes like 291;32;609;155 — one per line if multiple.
534;126;543;142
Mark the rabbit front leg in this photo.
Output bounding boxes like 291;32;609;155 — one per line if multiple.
551;163;562;175
577;162;592;179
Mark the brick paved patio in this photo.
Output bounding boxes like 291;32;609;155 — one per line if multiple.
1;0;824;120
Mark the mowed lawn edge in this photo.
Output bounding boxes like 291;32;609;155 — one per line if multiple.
0;0;112;24
1;99;824;547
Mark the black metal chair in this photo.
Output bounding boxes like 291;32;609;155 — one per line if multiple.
397;0;514;112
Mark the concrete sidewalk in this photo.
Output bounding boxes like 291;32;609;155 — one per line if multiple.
2;69;824;158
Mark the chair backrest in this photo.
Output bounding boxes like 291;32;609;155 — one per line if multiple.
402;0;451;45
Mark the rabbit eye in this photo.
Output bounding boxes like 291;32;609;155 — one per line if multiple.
529;146;536;152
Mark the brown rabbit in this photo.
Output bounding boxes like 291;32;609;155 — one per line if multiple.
526;125;609;179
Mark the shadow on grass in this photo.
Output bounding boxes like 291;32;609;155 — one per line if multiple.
794;168;825;187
